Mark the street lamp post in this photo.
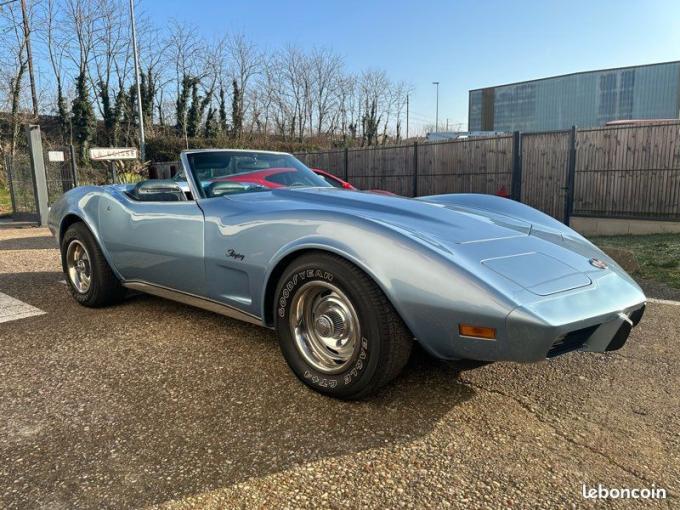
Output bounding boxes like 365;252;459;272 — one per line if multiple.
432;81;440;133
129;0;145;162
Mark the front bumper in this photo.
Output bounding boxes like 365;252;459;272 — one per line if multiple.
503;271;646;362
547;304;644;357
423;270;646;362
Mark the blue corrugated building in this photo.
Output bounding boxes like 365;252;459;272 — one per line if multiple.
468;61;680;132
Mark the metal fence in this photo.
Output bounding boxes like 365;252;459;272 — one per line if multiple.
4;150;37;221
4;126;79;224
43;144;78;205
296;121;680;223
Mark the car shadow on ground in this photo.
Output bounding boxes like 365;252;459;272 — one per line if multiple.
0;235;56;251
0;271;476;509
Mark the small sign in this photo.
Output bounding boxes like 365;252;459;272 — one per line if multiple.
89;147;138;161
47;151;65;162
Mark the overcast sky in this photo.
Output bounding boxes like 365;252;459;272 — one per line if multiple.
141;0;680;131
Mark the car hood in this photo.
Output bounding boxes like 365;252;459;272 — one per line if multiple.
230;187;626;296
245;187;534;244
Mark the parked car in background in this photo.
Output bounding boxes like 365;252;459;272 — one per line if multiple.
313;169;396;195
210;165;395;196
311;168;355;190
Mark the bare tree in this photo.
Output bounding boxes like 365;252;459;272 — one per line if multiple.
0;2;29;156
358;69;389;145
335;74;359;143
63;0;100;76
0;0;418;161
309;47;342;136
259;52;292;138
252;53;278;137
38;0;72;141
19;0;39;117
227;33;260;137
165;19;201;114
275;45;315;141
88;0;131;144
381;80;410;144
134;14;170;130
393;81;413;142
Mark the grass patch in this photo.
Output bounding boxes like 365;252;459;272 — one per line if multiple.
590;234;680;289
0;185;11;216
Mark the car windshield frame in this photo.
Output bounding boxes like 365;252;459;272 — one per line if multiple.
181;150;331;199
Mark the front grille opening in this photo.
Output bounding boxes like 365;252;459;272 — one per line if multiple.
629;305;645;326
547;325;599;358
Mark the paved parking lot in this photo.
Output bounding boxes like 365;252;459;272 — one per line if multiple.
0;227;678;509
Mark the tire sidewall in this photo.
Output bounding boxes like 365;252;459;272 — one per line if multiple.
275;257;383;398
61;225;100;304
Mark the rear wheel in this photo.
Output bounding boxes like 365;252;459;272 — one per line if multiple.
275;253;413;399
61;222;126;307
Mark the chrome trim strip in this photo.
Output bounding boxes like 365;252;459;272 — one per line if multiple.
123;280;264;327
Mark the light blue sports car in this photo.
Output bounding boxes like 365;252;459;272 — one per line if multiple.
48;149;646;399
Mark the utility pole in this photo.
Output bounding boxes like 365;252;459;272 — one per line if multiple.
406;94;409;140
18;0;38;118
446;118;449;131
129;0;146;162
432;82;440;132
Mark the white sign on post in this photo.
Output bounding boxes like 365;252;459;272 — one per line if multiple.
89;147;138;161
47;151;65;162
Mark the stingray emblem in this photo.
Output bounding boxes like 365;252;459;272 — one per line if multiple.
226;249;245;261
589;258;608;269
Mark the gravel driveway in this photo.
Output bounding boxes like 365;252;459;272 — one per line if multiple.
0;227;677;509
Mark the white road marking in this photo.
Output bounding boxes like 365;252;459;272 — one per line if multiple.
0;292;46;324
647;298;680;306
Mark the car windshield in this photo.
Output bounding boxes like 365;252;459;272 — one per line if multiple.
184;151;331;198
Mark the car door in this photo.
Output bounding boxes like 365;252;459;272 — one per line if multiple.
197;196;265;318
98;185;206;296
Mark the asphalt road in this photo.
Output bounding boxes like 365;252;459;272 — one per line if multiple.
0;227;678;509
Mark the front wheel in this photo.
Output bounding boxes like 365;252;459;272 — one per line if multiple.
274;253;413;399
61;222;126;307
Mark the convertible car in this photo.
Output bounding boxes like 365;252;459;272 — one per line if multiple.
48;149;646;399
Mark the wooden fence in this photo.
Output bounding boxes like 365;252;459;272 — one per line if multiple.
296;136;515;198
295;121;680;223
574;123;680;220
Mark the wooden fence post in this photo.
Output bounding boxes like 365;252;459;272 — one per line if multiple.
511;131;523;201
343;147;349;181
564;125;577;225
412;141;419;197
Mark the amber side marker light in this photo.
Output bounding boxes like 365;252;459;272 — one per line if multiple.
459;324;496;340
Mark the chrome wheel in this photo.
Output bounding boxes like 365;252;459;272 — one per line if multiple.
289;281;360;374
66;240;92;294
